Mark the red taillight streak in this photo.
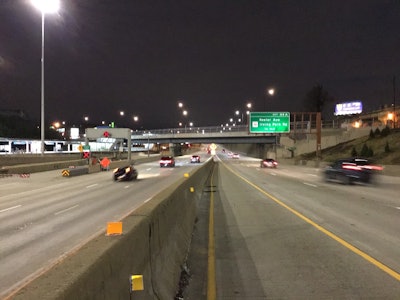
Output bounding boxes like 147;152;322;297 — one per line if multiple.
361;165;383;171
342;165;362;171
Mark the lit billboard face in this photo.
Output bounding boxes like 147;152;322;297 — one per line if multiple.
335;101;363;116
70;127;80;139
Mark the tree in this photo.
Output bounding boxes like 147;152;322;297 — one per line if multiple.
385;141;390;153
381;126;390;137
369;129;375;139
351;146;358;157
302;84;334;112
360;143;369;157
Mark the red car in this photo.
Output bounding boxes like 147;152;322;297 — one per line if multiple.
191;155;201;163
159;156;175;167
260;158;278;168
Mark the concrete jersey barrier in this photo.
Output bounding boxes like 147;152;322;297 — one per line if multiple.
11;158;214;300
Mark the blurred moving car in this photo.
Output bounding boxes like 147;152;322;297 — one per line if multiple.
324;158;376;184
232;153;240;159
113;165;138;181
191;155;201;163
260;158;278;168
348;157;383;172
160;156;175;167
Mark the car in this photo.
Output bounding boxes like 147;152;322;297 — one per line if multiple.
160;156;175;167
348;157;383;172
113;165;138;181
324;158;374;184
232;153;240;159
260;158;278;168
190;155;201;163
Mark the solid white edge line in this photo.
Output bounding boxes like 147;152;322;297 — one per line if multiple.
0;205;22;213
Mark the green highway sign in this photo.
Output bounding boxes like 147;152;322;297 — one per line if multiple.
249;112;290;133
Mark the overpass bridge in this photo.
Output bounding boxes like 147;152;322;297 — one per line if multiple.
86;119;323;160
130;125;279;144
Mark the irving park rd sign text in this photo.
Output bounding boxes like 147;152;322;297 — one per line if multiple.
249;112;290;133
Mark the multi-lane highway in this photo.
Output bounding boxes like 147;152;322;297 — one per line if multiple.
186;152;400;299
0;154;207;299
2;150;400;299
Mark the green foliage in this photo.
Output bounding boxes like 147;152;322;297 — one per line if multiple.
367;147;374;157
351;146;358;157
360;143;374;157
369;129;375;139
381;126;390;137
385;141;390;153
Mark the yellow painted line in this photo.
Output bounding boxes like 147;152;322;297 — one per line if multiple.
207;165;217;300
222;162;400;282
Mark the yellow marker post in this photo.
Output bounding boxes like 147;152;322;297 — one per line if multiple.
184;173;189;178
106;222;122;236
190;187;195;192
130;275;144;291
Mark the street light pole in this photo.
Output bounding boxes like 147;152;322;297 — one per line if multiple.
40;12;45;155
31;0;59;155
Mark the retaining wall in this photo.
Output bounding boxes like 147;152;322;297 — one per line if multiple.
11;159;214;300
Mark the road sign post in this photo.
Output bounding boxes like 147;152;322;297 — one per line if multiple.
249;112;290;133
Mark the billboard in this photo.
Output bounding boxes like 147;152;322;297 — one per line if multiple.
335;101;363;116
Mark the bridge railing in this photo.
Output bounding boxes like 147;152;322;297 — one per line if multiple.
131;120;340;137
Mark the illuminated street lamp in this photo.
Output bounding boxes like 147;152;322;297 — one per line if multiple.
31;0;60;155
265;87;275;111
246;102;252;115
235;110;243;124
268;88;275;96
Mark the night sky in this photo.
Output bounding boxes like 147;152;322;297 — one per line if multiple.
1;0;399;129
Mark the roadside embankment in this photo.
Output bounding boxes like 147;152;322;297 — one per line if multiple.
10;159;214;300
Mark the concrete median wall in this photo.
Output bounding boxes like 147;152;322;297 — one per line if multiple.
11;159;213;300
1;154;161;175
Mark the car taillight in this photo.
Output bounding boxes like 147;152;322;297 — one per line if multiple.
361;165;383;171
342;165;362;171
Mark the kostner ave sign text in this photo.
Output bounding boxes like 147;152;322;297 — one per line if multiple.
249;112;290;133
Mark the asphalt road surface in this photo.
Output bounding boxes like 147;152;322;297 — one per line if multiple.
185;152;400;299
0;154;207;299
